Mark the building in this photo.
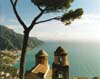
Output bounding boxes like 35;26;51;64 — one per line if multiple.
25;50;50;79
52;46;69;79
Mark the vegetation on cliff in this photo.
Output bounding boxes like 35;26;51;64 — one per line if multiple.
0;25;43;50
0;51;19;79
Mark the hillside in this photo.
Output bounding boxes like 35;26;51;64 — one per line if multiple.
0;25;43;50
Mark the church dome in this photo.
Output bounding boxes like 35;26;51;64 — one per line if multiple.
36;50;48;57
54;46;68;56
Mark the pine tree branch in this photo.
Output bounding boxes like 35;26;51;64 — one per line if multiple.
35;16;61;24
36;5;44;12
10;0;27;30
14;0;18;7
29;8;47;30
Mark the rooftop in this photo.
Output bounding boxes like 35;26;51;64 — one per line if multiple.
54;46;68;56
36;50;48;57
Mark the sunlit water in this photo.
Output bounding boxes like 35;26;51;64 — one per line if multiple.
15;41;100;78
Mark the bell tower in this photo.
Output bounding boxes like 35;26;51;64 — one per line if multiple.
52;46;69;79
35;50;48;66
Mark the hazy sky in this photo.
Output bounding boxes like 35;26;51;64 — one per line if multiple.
0;0;100;41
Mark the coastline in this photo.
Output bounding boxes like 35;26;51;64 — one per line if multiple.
0;47;35;54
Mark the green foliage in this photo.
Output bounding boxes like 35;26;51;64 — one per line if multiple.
0;52;19;78
32;0;74;12
31;0;83;25
61;8;83;25
0;25;43;50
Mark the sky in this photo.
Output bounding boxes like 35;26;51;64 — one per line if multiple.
0;0;100;41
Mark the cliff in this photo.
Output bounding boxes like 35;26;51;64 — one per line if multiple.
0;25;43;50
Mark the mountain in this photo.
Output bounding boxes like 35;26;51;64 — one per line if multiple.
0;25;43;50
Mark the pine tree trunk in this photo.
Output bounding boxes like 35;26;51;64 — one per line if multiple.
19;30;29;79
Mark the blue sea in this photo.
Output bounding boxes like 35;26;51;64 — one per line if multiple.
15;41;100;78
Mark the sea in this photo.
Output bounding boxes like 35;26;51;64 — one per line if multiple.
15;41;100;78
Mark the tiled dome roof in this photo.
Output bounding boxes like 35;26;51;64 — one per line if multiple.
54;46;68;56
36;50;48;57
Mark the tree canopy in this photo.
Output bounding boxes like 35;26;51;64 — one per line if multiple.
32;0;74;12
31;0;83;25
61;8;83;25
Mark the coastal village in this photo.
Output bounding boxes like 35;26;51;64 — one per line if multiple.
0;46;100;79
25;46;100;79
0;51;19;79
